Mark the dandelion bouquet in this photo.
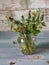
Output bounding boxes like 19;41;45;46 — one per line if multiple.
6;9;46;55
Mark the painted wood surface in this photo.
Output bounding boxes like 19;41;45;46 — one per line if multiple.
0;31;49;65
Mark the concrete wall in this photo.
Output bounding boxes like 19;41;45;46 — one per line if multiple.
0;0;49;31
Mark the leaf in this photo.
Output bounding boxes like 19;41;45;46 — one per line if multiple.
42;22;46;26
28;10;31;19
21;15;25;22
17;37;21;43
40;15;44;21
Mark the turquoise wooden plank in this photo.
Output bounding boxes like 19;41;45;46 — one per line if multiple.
15;60;49;65
0;48;16;59
0;59;16;65
0;59;49;65
0;31;49;40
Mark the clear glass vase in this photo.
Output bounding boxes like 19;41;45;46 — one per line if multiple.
17;33;36;55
